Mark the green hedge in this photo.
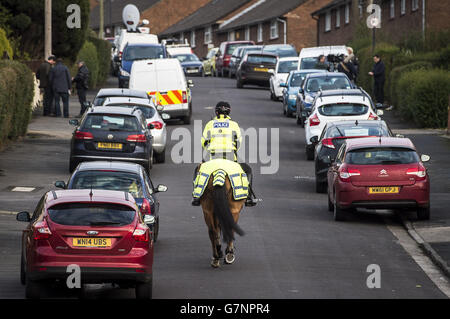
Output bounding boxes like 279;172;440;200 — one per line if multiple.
388;61;433;109
397;69;450;128
0;27;13;59
76;41;98;88
88;36;111;87
0;60;34;147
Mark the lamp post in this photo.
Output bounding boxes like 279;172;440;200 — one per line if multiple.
44;0;52;59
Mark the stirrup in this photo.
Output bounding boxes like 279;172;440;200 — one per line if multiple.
191;198;201;206
245;198;257;207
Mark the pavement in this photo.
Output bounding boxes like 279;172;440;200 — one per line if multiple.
0;76;449;298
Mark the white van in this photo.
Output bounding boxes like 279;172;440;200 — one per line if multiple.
166;43;193;56
117;29;159;58
129;59;193;124
298;45;347;70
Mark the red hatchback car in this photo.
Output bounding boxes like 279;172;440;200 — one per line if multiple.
216;40;254;77
327;137;431;221
16;189;154;299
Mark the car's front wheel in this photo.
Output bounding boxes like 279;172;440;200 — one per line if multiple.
25;277;44;299
417;206;430;220
154;148;165;163
305;144;314;161
135;279;152;299
20;252;26;285
333;193;346;221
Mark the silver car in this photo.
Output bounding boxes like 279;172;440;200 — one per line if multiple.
102;97;169;163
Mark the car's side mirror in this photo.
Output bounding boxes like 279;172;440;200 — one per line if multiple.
310;136;319;144
155;184;168;193
143;215;155;225
161;113;170;120
279;83;286;87
420;154;430;162
16;211;31;222
69;119;79;126
156;105;164;112
376;109;384;116
395;134;404;138
54;181;66;189
268;69;275;75
188;80;194;88
147;123;155;130
299;88;304;94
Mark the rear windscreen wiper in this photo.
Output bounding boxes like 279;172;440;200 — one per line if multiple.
89;221;122;226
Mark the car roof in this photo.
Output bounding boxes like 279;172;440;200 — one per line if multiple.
306;72;347;78
346;137;416;151
125;43;163;47
326;120;387;127
291;69;325;74
45;189;137;209
247;52;278;57
76;161;143;174
318;89;366;97
278;57;299;62
96;88;149;99
103;97;154;106
87;106;140;116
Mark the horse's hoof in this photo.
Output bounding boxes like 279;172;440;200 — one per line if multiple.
211;259;220;268
224;253;235;264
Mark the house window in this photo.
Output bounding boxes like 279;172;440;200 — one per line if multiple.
245;26;250;41
401;0;406;15
179;32;184;42
204;26;212;44
390;0;395;18
190;30;195;48
336;9;341;28
270;20;278;39
345;4;350;24
412;0;419;11
257;23;263;42
228;30;235;41
325;11;331;31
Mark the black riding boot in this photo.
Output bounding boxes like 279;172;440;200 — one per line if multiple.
240;163;257;207
192;166;201;206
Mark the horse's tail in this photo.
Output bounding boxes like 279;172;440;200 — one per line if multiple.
212;169;244;243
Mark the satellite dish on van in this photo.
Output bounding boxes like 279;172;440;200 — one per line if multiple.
122;4;140;32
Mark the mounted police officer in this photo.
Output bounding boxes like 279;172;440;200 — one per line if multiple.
192;101;257;207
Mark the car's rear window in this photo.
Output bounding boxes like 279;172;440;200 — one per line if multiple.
300;57;320;70
48;203;136;226
105;104;155;119
82;114;139;131
278;60;298;73
70;171;144;198
345;147;419;165
326;124;390;138
173;54;200;62
289;73;308;86
318;103;369;116
226;43;252;55
305;76;351;92
264;46;297;58
247;55;277;64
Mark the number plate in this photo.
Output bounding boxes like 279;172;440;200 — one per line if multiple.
97;142;122;150
368;187;400;194
254;67;268;72
72;237;111;248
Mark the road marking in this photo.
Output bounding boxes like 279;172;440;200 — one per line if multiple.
384;217;450;298
0;210;18;215
11;187;35;192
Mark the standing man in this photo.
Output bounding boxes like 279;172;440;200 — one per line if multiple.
72;61;89;116
369;54;385;104
36;55;56;116
49;58;72;118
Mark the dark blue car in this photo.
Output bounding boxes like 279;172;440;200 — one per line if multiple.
55;161;168;241
119;43;168;88
173;53;203;76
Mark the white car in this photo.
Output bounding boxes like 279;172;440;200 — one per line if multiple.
269;57;299;101
102;97;168;163
304;89;383;160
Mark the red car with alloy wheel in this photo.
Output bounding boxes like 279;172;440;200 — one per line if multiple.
327;137;430;221
17;189;154;299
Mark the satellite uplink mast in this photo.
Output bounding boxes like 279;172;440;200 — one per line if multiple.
122;4;140;32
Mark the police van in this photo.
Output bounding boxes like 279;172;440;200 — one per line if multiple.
129;59;193;124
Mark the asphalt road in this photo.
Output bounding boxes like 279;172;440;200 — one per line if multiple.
0;76;448;299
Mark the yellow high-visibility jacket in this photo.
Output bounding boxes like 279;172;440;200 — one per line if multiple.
201;115;242;161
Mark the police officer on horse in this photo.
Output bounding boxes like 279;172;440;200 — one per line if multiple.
192;101;257;207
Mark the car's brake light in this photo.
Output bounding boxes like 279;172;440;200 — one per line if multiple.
119;51;123;59
368;113;378;120
182;91;188;103
140;198;151;215
406;166;426;180
309;113;320;126
339;168;360;181
127;134;146;143
133;224;149;242
33;219;52;240
74;131;93;140
321;138;335;149
150;121;163;130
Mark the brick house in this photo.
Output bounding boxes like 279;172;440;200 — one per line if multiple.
159;0;254;59
90;0;208;38
217;0;332;53
311;0;450;46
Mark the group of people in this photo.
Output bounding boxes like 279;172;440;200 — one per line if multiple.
36;56;90;118
314;48;386;104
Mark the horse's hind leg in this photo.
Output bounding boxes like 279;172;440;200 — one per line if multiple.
224;241;235;264
208;229;222;268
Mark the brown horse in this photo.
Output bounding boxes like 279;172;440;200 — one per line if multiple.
199;169;245;268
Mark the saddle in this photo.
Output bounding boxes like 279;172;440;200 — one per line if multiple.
193;159;249;201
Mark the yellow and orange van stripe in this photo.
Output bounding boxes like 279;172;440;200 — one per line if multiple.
148;90;183;106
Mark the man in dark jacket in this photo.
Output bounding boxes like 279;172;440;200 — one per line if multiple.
36;55;56;116
314;55;328;70
369;54;385;104
49;58;72;117
72;61;89;116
